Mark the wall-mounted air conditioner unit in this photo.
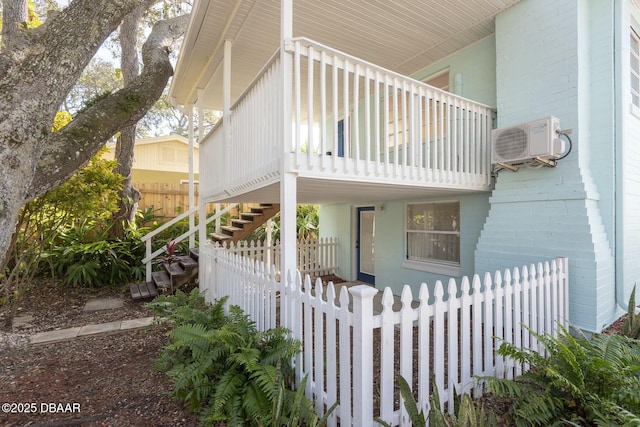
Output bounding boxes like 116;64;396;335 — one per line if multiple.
491;116;565;165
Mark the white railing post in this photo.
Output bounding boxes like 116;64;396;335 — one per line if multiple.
145;239;152;282
349;285;378;426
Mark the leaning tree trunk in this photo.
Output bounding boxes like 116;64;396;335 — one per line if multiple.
110;5;145;239
0;0;189;271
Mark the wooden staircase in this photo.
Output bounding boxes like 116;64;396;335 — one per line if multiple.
131;203;279;301
210;203;280;245
130;248;199;301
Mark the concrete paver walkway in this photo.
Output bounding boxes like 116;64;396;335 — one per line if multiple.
29;316;155;345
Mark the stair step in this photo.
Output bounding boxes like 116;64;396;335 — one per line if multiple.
231;218;252;227
221;225;243;233
210;232;231;241
190;248;199;261
240;212;262;220
151;270;172;290
164;261;186;278
177;255;198;270
130;281;159;300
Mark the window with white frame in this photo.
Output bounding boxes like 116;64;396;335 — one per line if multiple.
406;201;460;265
631;28;640;108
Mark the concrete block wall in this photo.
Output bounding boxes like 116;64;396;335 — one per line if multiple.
620;1;640;308
475;0;617;333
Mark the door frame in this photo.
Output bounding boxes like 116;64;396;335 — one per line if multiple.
356;206;375;284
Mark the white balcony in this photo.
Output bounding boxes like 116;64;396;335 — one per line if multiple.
199;38;494;204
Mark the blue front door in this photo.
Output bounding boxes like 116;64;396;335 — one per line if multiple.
356;206;375;284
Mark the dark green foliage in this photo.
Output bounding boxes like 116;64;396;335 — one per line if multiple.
246;204;319;242
483;325;640;426
622;285;640;339
375;376;497;427
41;219;146;287
148;289;329;426
145;289;223;329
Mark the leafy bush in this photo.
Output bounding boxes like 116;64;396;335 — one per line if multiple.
2;147;126;327
147;290;331;426
38;215;147;287
483;325;640;426
247;204;319;242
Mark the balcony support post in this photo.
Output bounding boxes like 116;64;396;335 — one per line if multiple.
280;0;296;278
187;103;196;249
197;90;207;248
223;39;232;192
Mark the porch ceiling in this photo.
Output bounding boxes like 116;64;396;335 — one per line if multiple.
207;177;490;205
170;0;520;109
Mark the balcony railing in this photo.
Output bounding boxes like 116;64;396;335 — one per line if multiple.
199;38;493;201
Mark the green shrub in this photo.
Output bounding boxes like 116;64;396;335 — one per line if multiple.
483;325;640;426
40;218;146;287
147;289;331;426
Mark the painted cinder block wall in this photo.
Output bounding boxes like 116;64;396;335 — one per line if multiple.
475;0;619;333
619;1;640;314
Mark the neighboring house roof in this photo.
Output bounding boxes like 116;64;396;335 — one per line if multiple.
170;0;521;109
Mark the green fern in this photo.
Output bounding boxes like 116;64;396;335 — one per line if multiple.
483;325;640;426
152;294;330;426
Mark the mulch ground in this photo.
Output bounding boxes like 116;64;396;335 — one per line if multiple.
0;277;629;426
0;279;199;427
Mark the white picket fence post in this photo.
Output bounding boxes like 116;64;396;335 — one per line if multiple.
350;285;378;426
200;245;570;426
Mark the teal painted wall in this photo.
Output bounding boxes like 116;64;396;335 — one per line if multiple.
319;193;490;296
319;204;354;280
619;1;640;306
413;35;497;108
375;194;490;296
475;0;618;333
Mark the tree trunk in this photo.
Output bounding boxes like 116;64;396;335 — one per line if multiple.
0;0;188;270
110;4;145;239
0;0;28;52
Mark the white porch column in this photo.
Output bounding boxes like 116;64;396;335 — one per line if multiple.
223;39;232;188
197;92;207;248
280;0;297;277
187;103;196;248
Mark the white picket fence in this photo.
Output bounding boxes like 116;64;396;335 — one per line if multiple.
199;242;569;426
220;237;338;277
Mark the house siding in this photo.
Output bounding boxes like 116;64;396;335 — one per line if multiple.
103;136;199;184
412;35;497;109
621;1;640;306
319;193;490;296
475;0;618;333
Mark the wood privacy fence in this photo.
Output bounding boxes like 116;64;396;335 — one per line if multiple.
199;242;569;426
134;182;219;218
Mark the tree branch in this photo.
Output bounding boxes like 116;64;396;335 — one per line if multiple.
0;0;158;143
26;14;190;200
